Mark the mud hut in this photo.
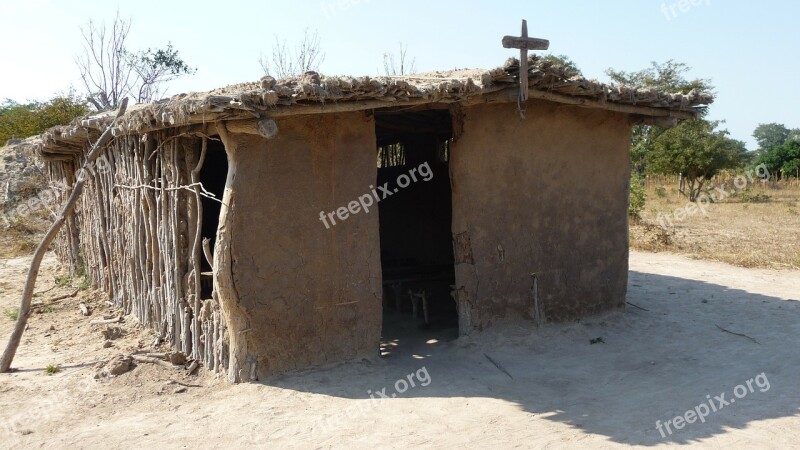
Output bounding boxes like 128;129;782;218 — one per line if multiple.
26;56;711;381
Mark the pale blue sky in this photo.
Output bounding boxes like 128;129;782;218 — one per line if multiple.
1;0;797;148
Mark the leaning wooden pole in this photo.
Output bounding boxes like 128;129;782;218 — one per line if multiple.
0;99;129;373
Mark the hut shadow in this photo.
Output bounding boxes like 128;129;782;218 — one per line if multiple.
267;271;800;445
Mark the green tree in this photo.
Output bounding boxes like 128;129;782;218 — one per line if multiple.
758;140;800;180
131;43;196;103
0;94;88;144
607;60;711;93
628;172;647;219
647;120;745;201
538;54;582;78
752;123;790;154
606;60;714;174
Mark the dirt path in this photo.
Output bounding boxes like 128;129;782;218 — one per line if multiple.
1;250;799;449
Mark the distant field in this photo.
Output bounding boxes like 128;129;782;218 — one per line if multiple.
630;177;800;269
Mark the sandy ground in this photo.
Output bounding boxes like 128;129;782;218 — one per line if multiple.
1;250;799;449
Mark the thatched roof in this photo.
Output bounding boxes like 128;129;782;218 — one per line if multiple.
21;55;714;158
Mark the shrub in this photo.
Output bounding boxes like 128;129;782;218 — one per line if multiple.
3;307;19;321
75;261;91;290
629;173;647;218
55;274;71;287
739;190;771;203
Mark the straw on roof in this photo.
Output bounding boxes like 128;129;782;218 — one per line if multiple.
19;55;714;157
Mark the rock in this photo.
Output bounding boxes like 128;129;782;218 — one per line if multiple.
0;141;46;205
101;326;122;340
303;71;321;85
102;340;113;348
168;352;187;365
105;355;134;376
160;381;187;394
49;325;55;331
260;76;276;90
262;90;279;106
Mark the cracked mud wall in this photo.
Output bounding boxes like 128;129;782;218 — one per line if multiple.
216;111;382;381
450;100;631;330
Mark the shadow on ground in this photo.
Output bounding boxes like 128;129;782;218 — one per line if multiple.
264;271;800;446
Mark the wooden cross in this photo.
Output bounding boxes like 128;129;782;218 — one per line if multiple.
502;20;549;102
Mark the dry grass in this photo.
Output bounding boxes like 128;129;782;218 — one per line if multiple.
630;181;800;269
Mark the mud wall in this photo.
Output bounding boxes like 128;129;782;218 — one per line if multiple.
450;100;631;331
216;111;382;381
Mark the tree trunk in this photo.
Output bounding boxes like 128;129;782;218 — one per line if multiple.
213;124;255;382
0;99;129;373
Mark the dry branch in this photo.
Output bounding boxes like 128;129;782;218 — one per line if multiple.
626;302;649;312
131;351;168;359
484;353;514;379
0;98;129;373
113;182;223;203
90;316;122;325
34;285;57;296
131;355;176;369
186;360;200;374
50;289;79;302
715;324;760;345
202;238;214;269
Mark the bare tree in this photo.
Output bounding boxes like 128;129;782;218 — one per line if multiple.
76;12;134;111
259;29;325;78
76;12;195;111
383;43;416;76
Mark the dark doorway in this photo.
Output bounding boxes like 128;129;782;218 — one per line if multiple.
198;137;228;300
376;108;459;358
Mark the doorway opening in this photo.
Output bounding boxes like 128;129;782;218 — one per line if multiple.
198;137;228;300
376;107;459;358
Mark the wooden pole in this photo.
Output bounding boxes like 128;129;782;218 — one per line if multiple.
0;99;129;373
518;20;528;103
